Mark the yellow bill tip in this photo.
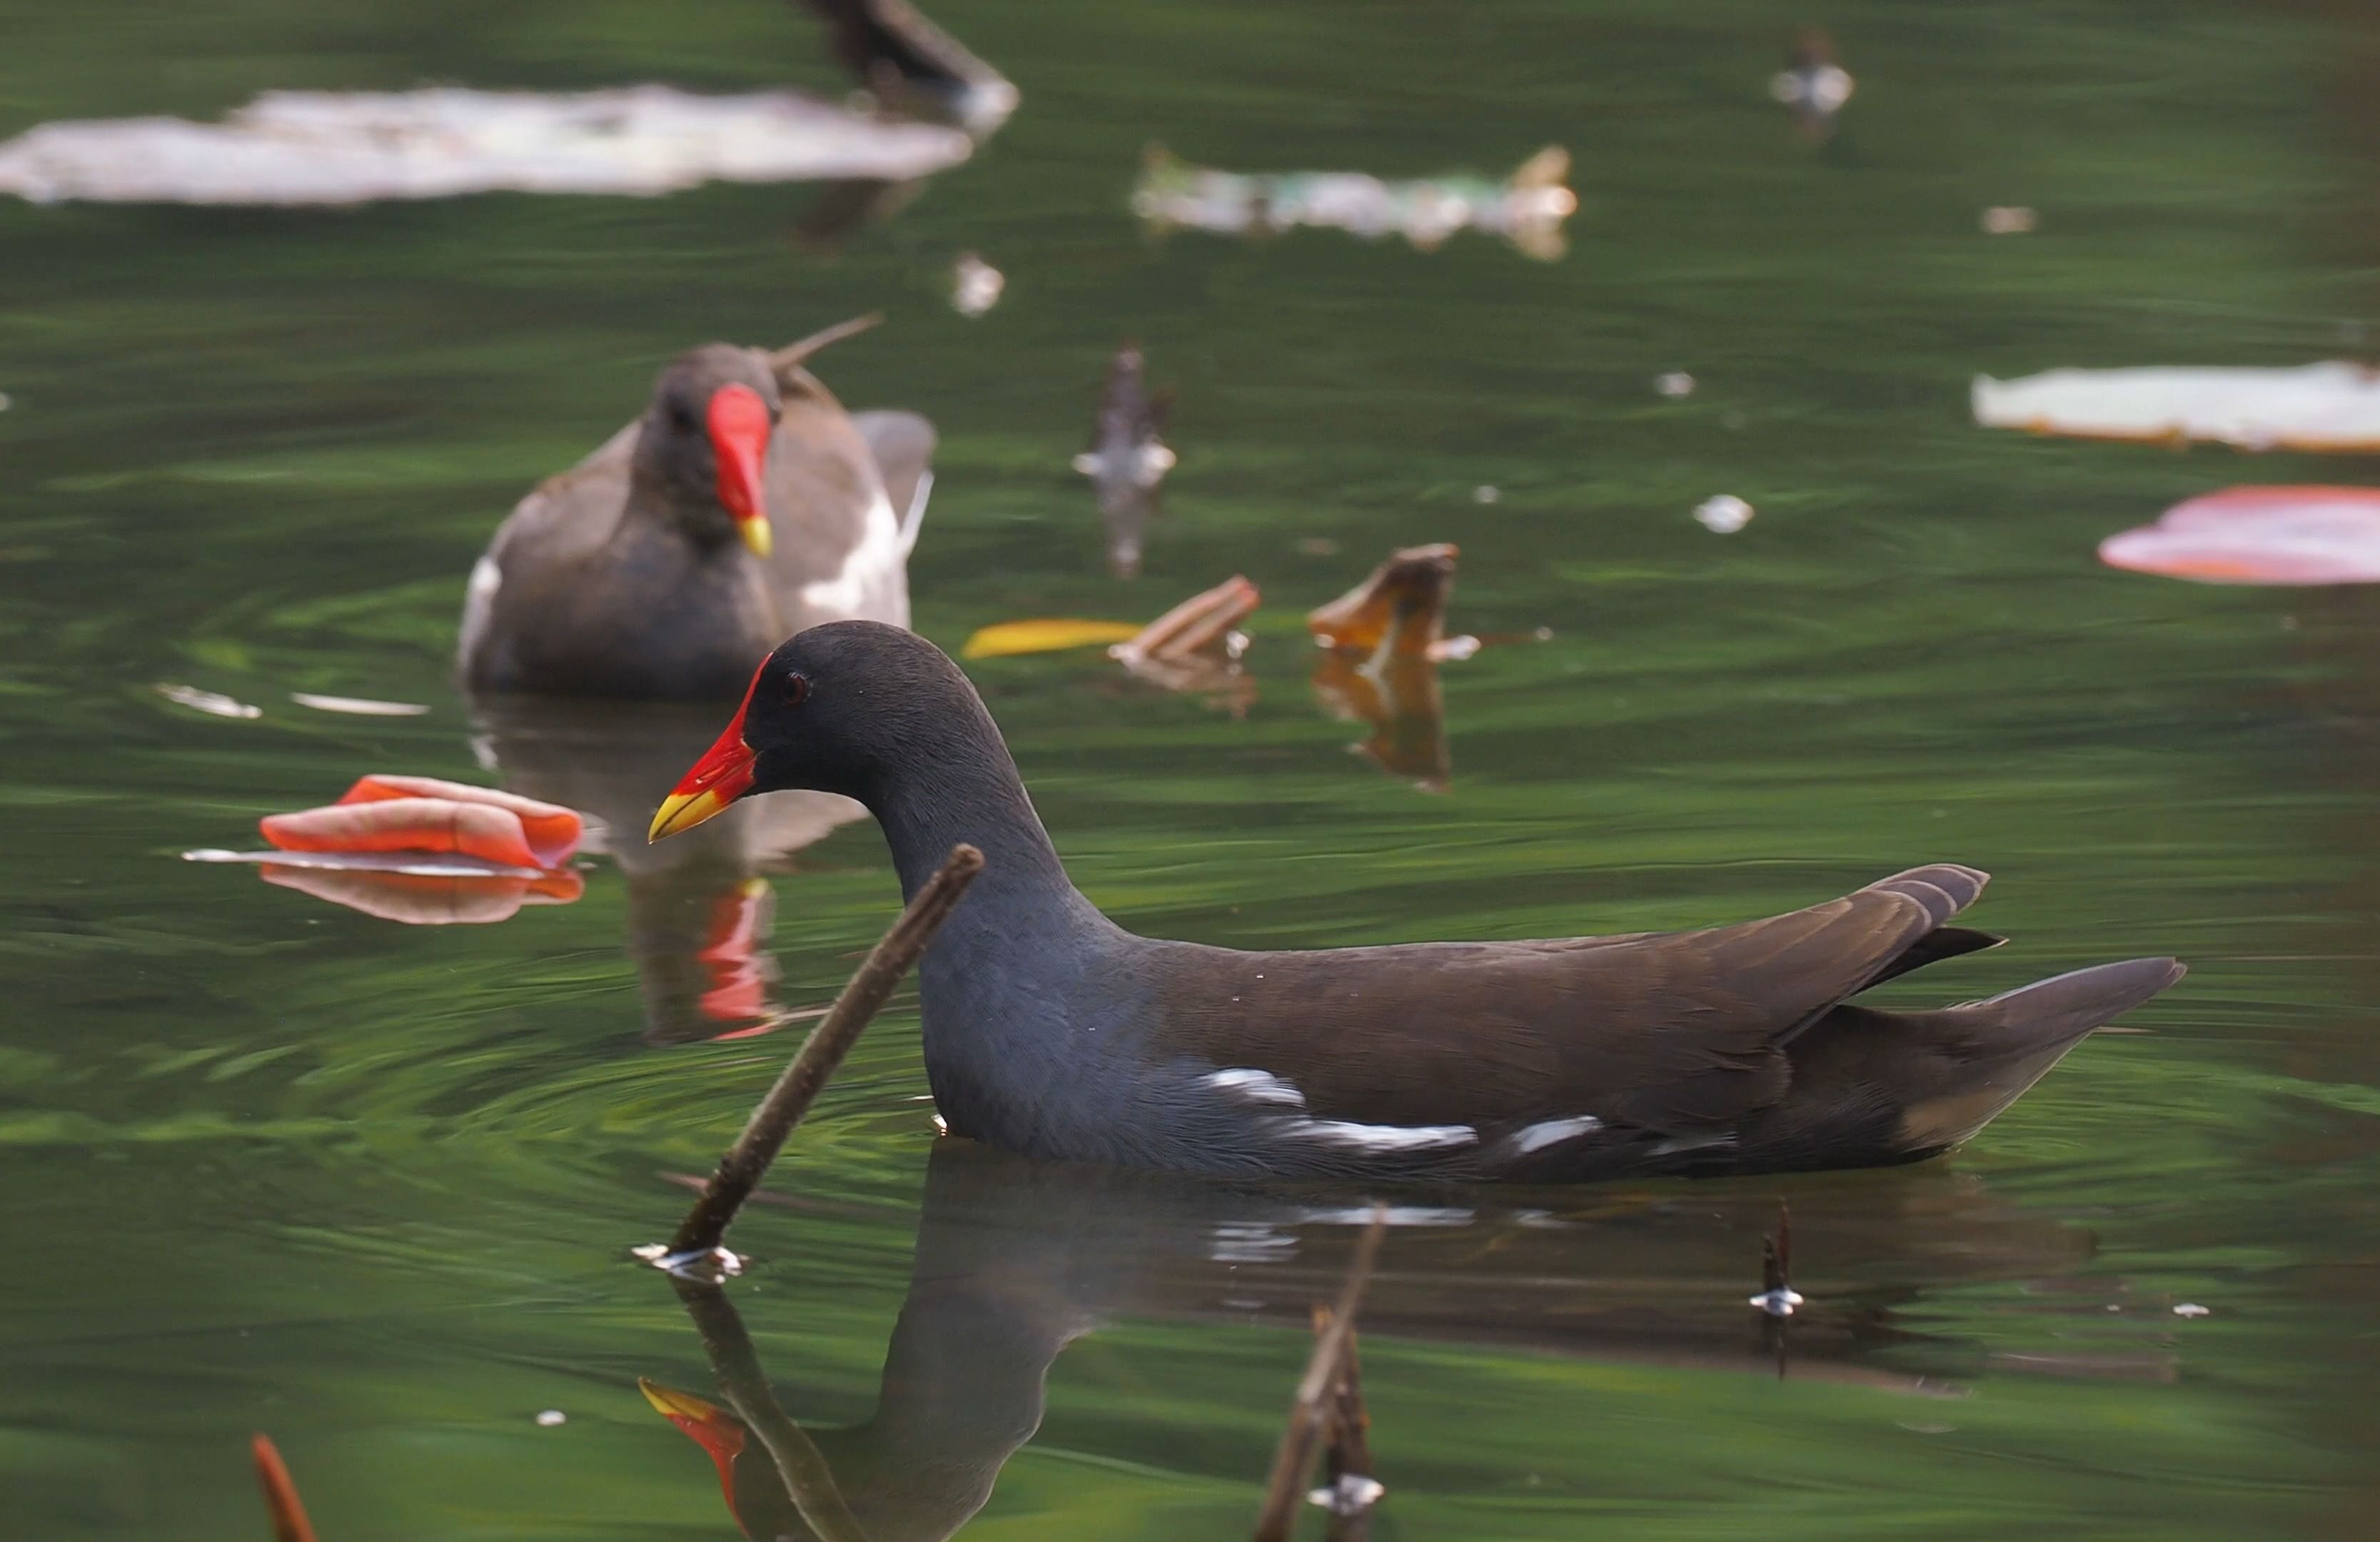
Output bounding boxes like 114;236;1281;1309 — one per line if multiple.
637;1377;725;1422
737;516;773;559
649;788;732;843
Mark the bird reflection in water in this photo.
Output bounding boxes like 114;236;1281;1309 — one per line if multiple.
637;1142;2119;1540
1073;343;1176;579
469;696;866;1044
1771;29;1855;143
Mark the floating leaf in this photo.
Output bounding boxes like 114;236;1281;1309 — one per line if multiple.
1309;545;1458;655
1134;145;1575;259
290;692;429;716
2100;486;2380;585
0;88;974;206
153;682;261;719
961;619;1144;658
333;775;581;866
1974;363;2380;452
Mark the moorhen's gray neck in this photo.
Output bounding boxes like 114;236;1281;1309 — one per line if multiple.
867;716;1087;919
624;450;735;552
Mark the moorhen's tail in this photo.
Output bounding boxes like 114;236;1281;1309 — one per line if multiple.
1729;955;2186;1174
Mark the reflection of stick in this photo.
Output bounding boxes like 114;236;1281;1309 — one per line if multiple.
673;1277;872;1542
1311;1304;1377;1542
1253;1208;1387;1542
1750;1200;1802;1379
251;1434;321;1542
666;844;984;1261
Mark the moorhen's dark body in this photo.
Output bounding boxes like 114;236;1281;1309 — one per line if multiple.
651;623;2184;1184
459;334;925;702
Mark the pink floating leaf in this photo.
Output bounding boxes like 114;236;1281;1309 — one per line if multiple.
2100;485;2380;585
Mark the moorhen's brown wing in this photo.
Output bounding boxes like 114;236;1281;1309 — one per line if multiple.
1144;867;1984;1137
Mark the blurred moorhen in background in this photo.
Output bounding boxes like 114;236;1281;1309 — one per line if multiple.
650;623;2184;1183
459;319;928;701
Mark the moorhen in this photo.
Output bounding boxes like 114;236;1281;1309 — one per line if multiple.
459;326;925;701
648;623;2184;1182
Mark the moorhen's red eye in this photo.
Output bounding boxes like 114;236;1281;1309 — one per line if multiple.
784;673;810;706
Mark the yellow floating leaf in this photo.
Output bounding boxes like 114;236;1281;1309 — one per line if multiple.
960;619;1144;659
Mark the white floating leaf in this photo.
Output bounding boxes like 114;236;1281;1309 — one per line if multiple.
0;87;972;206
1975;363;2380;452
290;692;430;716
154;682;261;718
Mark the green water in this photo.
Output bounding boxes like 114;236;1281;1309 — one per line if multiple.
6;1;2379;1536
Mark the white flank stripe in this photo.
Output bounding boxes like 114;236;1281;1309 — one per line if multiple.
1506;1114;1604;1156
1204;1067;1306;1108
1277;1118;1476;1154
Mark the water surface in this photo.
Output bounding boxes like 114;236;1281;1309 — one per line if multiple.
4;2;2377;1537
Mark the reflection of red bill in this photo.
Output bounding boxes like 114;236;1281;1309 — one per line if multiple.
251;1433;319;1542
697;877;778;1032
258;863;582;924
639;1378;749;1529
2101;486;2380;585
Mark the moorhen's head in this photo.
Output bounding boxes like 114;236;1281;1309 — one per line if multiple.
632;345;784;558
647;621;974;840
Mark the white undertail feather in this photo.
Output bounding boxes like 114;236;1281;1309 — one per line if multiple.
1204;1067;1306;1107
797;488;910;625
896;469;932;559
457;554;503;662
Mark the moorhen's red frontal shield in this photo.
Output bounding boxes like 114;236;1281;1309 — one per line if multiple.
707;383;775;558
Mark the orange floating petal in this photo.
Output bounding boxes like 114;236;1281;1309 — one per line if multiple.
262;797;549;870
2100;486;2380;585
337;775;582;866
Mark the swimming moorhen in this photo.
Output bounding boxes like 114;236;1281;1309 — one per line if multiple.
648;623;2185;1182
459;327;924;701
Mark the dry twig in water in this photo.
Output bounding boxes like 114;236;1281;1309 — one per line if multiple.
654;843;984;1269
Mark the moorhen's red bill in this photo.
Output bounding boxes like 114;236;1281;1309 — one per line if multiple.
458;333;927;702
650;623;2184;1183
